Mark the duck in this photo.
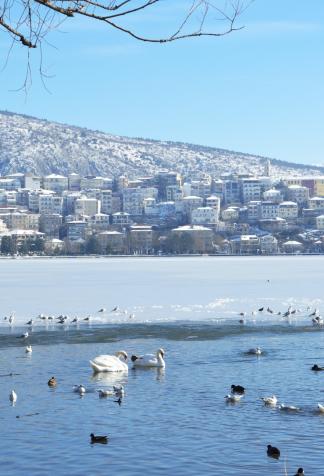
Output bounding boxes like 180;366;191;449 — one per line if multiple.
311;364;324;371
90;433;108;444
17;332;29;339
294;468;304;476
267;444;280;459
231;384;245;395
97;389;114;398
279;404;300;412
48;376;57;387
131;348;165;368
113;385;125;397
261;395;277;406
247;347;262;355
317;403;324;413
25;345;32;353
9;390;17;404
225;394;243;403
90;350;128;373
73;384;86;395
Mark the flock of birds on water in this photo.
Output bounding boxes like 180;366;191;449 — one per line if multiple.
3;302;324;475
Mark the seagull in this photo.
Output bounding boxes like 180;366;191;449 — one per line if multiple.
26;319;33;326
97;389;114;398
9;390;17;404
267;444;280;459
279;404;300;412
267;307;274;314
310;309;319;317
98;308;106;313
111;306;119;312
225;394;243;403
25;345;32;353
90;433;108;444
258;307;264;312
73;385;86;395
84;315;91;321
261;395;277;406
317;403;324;413
71;317;78;323
113;385;125;397
17;332;29;339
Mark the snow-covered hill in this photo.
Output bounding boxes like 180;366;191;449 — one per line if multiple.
0;110;322;178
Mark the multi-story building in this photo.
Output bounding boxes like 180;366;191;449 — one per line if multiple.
260;201;279;220
241;178;263;203
263;188;282;203
223;180;240;205
100;190;113;215
122;188;144;215
75;198;100;216
39;214;63;238
287;185;309;206
247;201;261;221
283;176;324;198
24;174;41;190
39;194;63;215
130;226;154;254
191;207;218;225
155;171;181;200
112;212;130;226
43;174;68;193
97;231;125;254
316;215;324;230
278;201;298;220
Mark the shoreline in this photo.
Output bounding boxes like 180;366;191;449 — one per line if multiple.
0;252;324;260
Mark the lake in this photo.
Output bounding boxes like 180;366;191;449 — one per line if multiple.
1;256;324;475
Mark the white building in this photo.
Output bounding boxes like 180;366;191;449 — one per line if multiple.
260;201;279;219
39;194;63;215
112;212;130;226
241;179;263;203
123;188;144;215
263;188;282;203
287;185;309;205
316;215;324;230
278;201;298;220
75;198;100;216
191;207;218;225
100;190;113;215
43;174;68;193
308;197;324;209
25;174;41;190
182;196;204;217
222;207;240;222
260;235;278;254
247;201;261;221
68;173;81;191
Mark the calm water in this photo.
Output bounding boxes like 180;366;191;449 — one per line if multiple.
1;256;324;475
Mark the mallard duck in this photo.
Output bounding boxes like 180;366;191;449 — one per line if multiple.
48;377;57;387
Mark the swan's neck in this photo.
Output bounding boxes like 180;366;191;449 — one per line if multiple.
157;353;165;366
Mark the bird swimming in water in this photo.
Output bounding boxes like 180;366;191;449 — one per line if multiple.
294;468;304;476
231;384;245;395
73;384;86;395
9;390;17;404
90;433;108;444
25;345;32;353
225;394;243;403
279;404;300;412
113;385;125;397
267;444;280;459
311;364;324;371
17;332;29;339
97;389;114;398
48;377;57;387
247;347;262;355
261;395;277;406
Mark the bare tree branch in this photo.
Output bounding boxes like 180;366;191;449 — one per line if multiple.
0;0;254;50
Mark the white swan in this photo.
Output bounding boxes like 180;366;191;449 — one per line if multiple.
318;403;324;413
261;395;277;406
90;351;128;373
131;348;165;368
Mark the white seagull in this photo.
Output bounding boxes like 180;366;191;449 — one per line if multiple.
25;345;32;353
261;395;277;406
225;394;243;403
9;390;17;404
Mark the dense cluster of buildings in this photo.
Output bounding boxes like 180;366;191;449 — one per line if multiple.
1;162;324;255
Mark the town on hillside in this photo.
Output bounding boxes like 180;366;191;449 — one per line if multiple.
0;162;324;256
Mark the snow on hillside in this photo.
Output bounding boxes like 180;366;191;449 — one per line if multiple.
0;110;323;178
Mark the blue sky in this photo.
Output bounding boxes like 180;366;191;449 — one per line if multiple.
1;0;324;165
